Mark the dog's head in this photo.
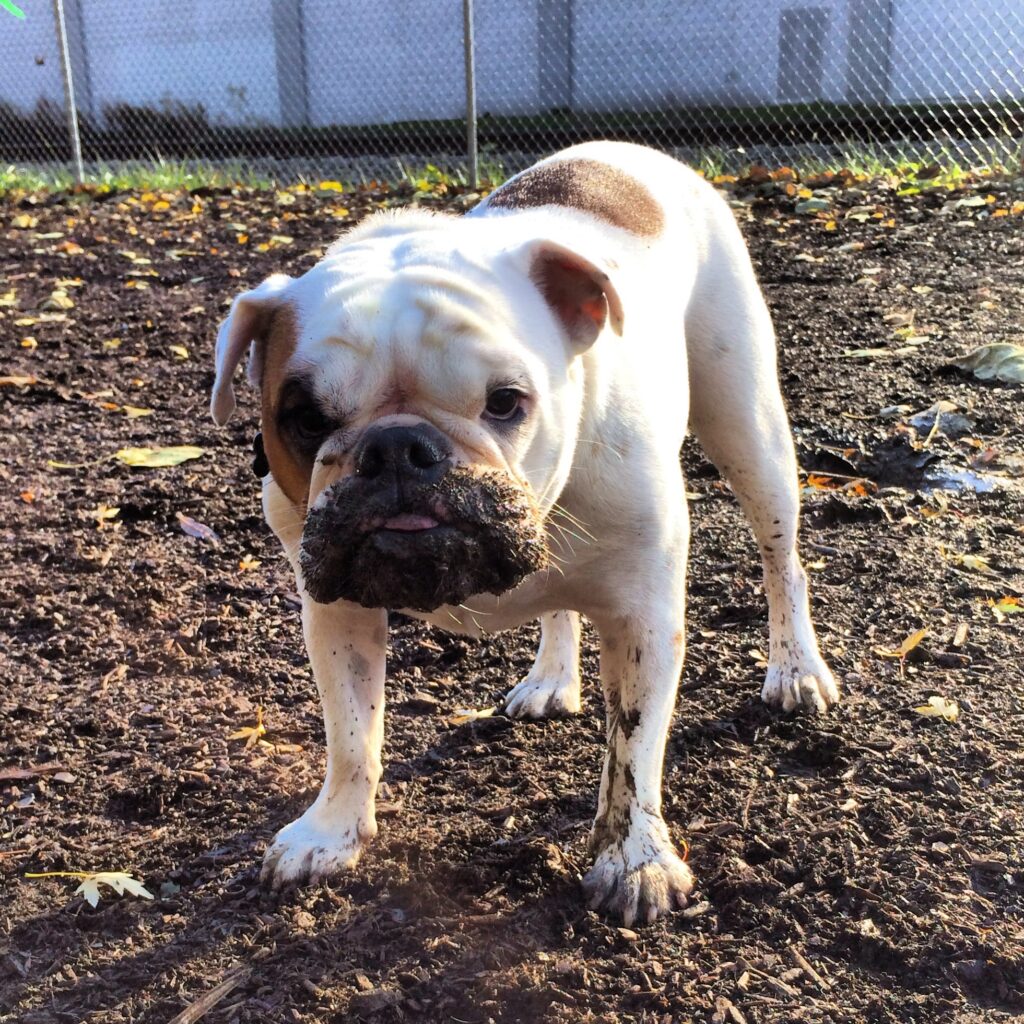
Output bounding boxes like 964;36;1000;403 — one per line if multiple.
210;209;622;612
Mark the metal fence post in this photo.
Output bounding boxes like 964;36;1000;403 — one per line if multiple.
462;0;478;188
52;0;84;183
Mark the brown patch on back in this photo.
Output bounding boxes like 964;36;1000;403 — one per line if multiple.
259;305;312;507
487;158;664;236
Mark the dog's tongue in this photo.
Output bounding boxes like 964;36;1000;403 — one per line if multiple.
382;513;439;532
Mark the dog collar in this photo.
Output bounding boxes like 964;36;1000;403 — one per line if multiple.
252;432;270;479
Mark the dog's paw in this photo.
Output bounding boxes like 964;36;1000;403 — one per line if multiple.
260;813;368;891
583;841;694;926
503;675;581;719
761;656;840;713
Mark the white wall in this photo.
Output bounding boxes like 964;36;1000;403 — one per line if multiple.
80;0;281;123
890;0;1024;102
303;0;464;125
0;0;1021;130
0;7;65;113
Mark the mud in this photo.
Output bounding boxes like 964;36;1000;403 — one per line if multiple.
300;465;548;611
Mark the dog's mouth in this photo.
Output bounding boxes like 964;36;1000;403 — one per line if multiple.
299;466;549;611
379;512;441;532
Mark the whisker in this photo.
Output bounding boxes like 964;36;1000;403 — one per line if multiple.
576;437;624;461
549;504;597;542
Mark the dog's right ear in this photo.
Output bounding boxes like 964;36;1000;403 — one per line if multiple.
210;274;293;426
516;239;624;351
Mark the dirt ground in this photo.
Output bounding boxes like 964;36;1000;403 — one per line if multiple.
1;164;1023;1024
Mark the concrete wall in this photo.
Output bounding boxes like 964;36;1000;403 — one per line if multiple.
80;0;281;123
890;1;1024;102
0;4;66;112
0;0;1020;128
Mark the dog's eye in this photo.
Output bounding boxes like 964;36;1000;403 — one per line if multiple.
484;388;523;421
288;405;331;441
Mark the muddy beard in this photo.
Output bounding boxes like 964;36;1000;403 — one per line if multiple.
299;466;549;612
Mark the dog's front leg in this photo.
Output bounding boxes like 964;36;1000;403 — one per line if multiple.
585;565;694;925
261;598;386;890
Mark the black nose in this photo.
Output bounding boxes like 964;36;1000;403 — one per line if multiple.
354;423;452;484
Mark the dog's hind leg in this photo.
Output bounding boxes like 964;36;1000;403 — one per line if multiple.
685;203;839;713
504;610;582;718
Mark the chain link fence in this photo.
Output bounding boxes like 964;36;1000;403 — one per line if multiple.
1;0;1022;184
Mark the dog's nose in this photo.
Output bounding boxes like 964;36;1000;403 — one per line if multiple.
354;423;452;483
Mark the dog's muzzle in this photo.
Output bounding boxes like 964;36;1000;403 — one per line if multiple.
299;423;549;611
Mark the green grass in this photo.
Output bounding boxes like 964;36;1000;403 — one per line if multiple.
1;137;1019;199
0;158;276;195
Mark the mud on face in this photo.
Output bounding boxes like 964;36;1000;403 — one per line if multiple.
299;466;549;611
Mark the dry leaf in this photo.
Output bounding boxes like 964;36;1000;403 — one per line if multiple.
988;596;1024;622
914;696;959;722
90;503;120;529
238;555;261;571
168;345;189;360
448;707;496;726
40;289;74;311
25;870;153;907
941;547;995;574
952;343;1024;384
115;445;203;468
229;707;267;749
876;627;927;659
177;512;219;543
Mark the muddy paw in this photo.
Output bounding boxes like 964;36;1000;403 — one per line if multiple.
761;658;840;713
503;675;581;719
583;842;694;926
261;813;368;891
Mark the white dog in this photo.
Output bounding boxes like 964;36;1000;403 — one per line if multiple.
210;141;839;926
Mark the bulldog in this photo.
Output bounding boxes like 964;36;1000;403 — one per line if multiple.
210;141;840;926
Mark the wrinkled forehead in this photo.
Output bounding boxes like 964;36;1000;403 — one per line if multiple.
286;232;540;405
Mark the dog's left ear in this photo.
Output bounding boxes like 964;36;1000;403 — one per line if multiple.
210;273;293;426
520;240;624;349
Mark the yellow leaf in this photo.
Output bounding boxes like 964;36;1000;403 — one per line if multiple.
114;445;204;468
102;338;122;349
90;503;120;529
40;289;74;311
913;696;959;722
236;233;249;245
317;180;344;192
11;213;38;229
124;279;150;290
988;596;1024;622
122;405;153;418
168;344;189;360
448;706;496;726
238;555;261;571
25;870;153;907
151;200;170;211
0;289;17;307
0;374;37;387
877;627;927;659
941;546;995;574
14;316;37;326
21;337;37;349
229;706;267;749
